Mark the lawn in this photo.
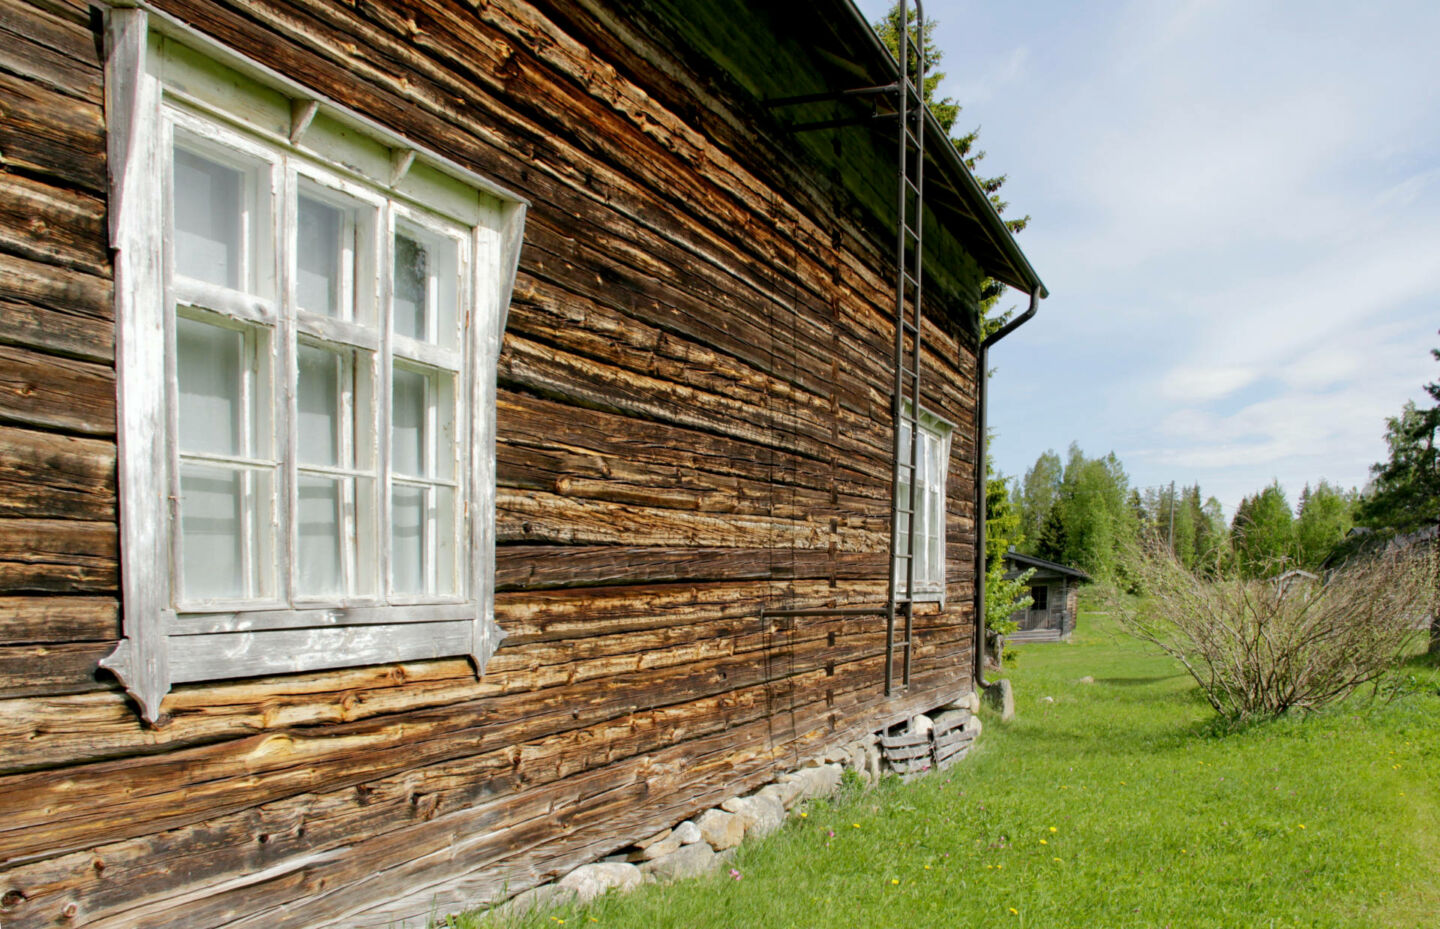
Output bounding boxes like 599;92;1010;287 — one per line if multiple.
453;608;1440;929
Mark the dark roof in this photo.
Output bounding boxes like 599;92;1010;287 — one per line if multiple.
1002;551;1092;581
647;0;1047;333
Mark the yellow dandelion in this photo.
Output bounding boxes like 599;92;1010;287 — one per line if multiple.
1297;824;1306;830
853;823;861;829
800;812;808;818
924;865;932;870
1049;827;1058;833
1180;849;1187;855
891;879;900;885
1009;907;1019;915
1053;857;1062;863
1040;839;1048;845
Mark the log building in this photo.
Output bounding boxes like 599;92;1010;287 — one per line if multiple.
0;0;1046;925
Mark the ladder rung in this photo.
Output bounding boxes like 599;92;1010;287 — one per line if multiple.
901;319;917;334
904;177;920;197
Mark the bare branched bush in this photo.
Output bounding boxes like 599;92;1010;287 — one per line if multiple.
1118;542;1438;719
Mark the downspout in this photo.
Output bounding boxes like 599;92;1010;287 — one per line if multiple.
973;288;1041;687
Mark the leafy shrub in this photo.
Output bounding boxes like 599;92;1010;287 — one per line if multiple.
1117;542;1437;719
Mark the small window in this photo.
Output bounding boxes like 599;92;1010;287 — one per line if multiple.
1030;585;1049;611
893;409;953;600
101;12;526;722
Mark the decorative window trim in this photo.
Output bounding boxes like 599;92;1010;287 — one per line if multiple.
99;4;527;723
893;405;954;604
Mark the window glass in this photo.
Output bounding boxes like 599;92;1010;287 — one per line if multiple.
177;316;243;457
297;344;341;467
297;195;344;316
173;147;243;289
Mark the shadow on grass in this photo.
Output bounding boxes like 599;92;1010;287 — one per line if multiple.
1096;674;1186;687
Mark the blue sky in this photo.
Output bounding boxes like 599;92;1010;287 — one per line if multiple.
854;0;1440;514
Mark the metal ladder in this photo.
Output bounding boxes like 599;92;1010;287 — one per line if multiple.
761;2;928;698
884;0;926;696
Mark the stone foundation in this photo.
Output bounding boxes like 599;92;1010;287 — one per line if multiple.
480;691;985;922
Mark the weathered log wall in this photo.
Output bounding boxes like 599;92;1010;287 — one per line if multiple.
0;0;986;925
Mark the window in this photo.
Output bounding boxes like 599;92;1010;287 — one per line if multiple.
1030;584;1048;612
892;409;953;601
99;8;526;722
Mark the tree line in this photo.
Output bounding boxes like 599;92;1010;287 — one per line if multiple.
990;335;1438;584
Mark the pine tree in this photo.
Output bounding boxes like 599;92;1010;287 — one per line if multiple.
1294;480;1354;569
1231;481;1297;578
1356;337;1440;534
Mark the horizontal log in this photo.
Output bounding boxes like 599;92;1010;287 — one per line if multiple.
495;545;883;590
0;67;106;193
496;487;883;550
0;171;108;276
0;251;114;364
0;343;114;437
0;425;115;520
0;0;103;104
0;640;110;699
0;595;118;645
0;517;116;594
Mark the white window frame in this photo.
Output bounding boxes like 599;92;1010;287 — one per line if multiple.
893;406;953;603
99;5;527;723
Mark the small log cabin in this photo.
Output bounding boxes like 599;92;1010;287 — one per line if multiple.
1003;551;1088;642
0;0;1046;925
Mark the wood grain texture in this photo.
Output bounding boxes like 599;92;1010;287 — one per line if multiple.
0;0;993;924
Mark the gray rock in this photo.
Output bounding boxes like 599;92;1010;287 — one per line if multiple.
740;794;787;837
963;715;983;737
634;826;673;849
640;841;717;882
909;713;934;736
863;741;883;782
696;808;745;850
784;763;842;803
985;678;1015;721
760;780;802;810
492;883;577;920
931;709;971;733
627;831;682;861
557;862;643;903
1079;675;1095;685
673;820;703;844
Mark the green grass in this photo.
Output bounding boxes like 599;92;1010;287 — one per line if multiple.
453;610;1440;929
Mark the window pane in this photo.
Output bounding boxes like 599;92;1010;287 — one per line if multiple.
174;147;243;289
391;484;425;595
297;475;343;596
297;195;343;316
297;344;341;467
394;228;458;346
392;366;426;477
434;485;457;596
393;234;428;341
177;316;243;457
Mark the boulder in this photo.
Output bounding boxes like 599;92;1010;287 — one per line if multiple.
640;841;717;883
557;862;643;903
1079;675;1095;685
909;713;934;736
696;808;745;850
760;779;802;810
492;883;577;919
788;763;842;802
724;794;785;838
984;678;1015;721
931;709;971;733
862;741;883;783
963;715;983;737
672;820;703;845
627;831;682;862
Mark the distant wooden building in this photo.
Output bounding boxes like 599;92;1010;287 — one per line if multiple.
1003;551;1089;641
0;0;1045;926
